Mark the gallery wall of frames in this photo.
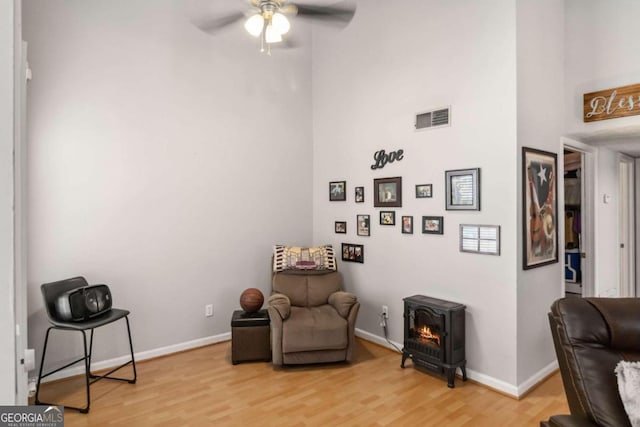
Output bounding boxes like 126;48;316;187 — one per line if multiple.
330;149;505;264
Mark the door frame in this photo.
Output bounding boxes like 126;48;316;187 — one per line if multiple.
14;39;28;404
561;137;597;298
618;154;635;297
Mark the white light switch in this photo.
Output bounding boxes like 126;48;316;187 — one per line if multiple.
24;349;35;371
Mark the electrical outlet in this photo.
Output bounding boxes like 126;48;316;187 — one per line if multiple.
382;305;389;319
205;304;213;317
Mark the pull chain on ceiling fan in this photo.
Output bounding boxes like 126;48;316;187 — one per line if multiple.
194;0;356;55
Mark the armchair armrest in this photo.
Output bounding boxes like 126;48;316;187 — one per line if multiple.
268;293;291;320
328;291;358;318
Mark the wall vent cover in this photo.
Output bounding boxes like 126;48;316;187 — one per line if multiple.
415;106;451;130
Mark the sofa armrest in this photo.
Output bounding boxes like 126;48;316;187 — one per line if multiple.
542;415;599;427
268;293;291;320
328;291;358;318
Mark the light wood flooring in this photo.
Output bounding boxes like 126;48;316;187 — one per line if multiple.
35;338;568;426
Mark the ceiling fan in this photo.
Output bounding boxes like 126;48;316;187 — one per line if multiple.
193;0;356;54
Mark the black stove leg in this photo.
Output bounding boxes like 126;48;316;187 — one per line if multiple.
401;351;409;368
447;368;456;388
461;365;468;381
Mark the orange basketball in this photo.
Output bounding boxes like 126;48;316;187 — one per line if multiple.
240;288;264;313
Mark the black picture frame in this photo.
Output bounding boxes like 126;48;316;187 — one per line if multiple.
335;221;347;234
374;177;402;207
445;168;480;210
329;181;346;201
522;147;558;269
401;216;413;234
415;184;432;198
357;214;370;236
355;186;364;203
380;211;396;226
422;216;444;234
341;243;364;263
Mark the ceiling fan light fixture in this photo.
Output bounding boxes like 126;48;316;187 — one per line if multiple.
265;24;283;43
244;14;264;37
271;12;290;35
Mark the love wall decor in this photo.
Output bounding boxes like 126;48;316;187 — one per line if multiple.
371;149;404;170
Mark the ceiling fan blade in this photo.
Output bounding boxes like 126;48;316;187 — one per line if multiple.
293;2;356;26
192;11;246;34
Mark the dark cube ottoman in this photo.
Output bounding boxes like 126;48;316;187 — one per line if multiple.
231;309;271;364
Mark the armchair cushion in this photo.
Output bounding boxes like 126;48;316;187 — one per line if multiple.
282;306;347;353
268;294;291;320
272;271;341;307
308;274;342;306
328;291;358;318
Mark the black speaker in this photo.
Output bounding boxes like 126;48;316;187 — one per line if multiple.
55;285;112;321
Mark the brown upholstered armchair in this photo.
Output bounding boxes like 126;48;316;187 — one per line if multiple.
541;297;640;427
267;270;360;365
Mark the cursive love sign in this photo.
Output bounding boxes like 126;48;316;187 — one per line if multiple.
584;83;640;123
371;149;404;170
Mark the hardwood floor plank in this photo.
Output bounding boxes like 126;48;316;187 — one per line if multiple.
34;338;568;426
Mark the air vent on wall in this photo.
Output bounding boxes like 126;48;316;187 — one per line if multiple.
415;106;451;130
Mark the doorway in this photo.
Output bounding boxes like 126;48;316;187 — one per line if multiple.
563;149;583;297
561;138;596;298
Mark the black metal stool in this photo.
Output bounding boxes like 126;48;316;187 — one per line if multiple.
35;276;137;413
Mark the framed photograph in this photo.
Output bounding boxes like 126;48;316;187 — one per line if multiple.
401;216;413;234
380;211;396;226
329;181;346;201
341;243;364;263
523;147;558;269
415;184;432;198
445;168;480;210
335;221;347;234
422;216;444;234
460;224;500;255
374;177;402;207
355;186;365;203
357;214;370;236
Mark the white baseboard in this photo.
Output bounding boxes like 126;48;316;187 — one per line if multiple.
355;329;557;398
39;332;231;383
464;367;519;396
516;359;559;397
355;328;402;353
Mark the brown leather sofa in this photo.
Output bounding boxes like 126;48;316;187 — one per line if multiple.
267;270;360;365
541;297;639;427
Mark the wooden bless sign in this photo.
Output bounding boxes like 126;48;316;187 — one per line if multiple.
584;83;640;122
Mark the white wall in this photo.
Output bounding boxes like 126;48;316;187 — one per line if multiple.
0;0;17;405
564;0;640;294
595;147;621;296
312;0;520;389
515;0;564;385
564;0;640;136
23;0;313;373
